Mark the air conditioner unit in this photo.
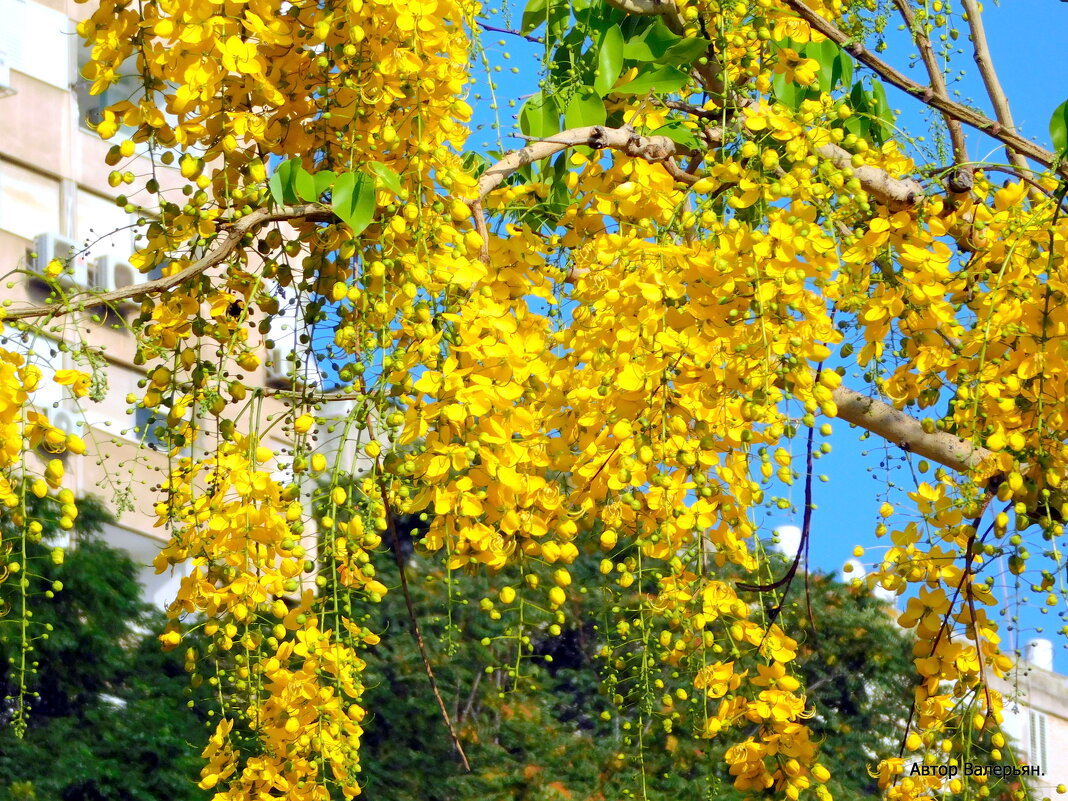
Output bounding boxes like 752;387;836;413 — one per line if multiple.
48;407;79;435
91;254;139;308
264;346;292;387
91;254;137;292
34;232;88;289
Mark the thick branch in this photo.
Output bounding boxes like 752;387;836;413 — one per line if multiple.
603;0;685;28
781;0;1062;174
892;0;967;164
0;203;335;323
958;0;1028;174
817;142;924;206
832;385;992;473
480;125;923;208
479;126;680;196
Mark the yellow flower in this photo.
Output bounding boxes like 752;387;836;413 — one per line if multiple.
774;48;820;86
54;369;92;398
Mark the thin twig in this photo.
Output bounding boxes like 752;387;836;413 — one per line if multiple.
891;0;967;164
957;0;1028;173
377;469;472;772
962;516;996;729
781;0;1063;174
476;21;544;44
659;99;722;120
980;165;1064;205
457;670;482;726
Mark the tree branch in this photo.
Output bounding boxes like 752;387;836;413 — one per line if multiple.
957;0;1029;174
0;203;336;323
781;0;1063;174
816;141;924;206
479;127;678;197
603;0;687;34
831;385;993;473
891;0;967;164
377;468;471;772
479;125;924;208
475;21;543;45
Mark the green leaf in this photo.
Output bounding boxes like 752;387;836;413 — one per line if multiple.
619;19;709;66
806;39;838;93
589;2;625;37
869;78;894;140
650;120;701;151
849;80;870;113
546;1;570;39
773;70;808;111
613;66;688;95
1051;99;1068;156
332;171;376;235
294;167;318;202
268;158;303;205
594;25;624;96
843;114;869;141
519;92;562;139
662;36;711;67
622;19;679;62
368;162;402;195
833;48;853;91
462;151;493;180
314;170;337;196
564;88;606;129
521;0;547;34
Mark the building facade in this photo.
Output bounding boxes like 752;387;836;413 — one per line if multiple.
996;640;1068;801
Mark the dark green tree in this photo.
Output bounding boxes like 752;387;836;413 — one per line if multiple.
0;491;211;801
325;510;917;801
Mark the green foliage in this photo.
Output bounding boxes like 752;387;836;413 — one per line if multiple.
268;159;381;235
0;494;210;801
1050;99;1068;158
332;172;378;235
519;92;564;140
348;518;916;801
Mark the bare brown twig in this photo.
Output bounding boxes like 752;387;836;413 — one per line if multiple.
377;468;472;772
781;0;1063;175
475;21;543;44
0;203;335;323
957;0;1028;174
891;0;967;164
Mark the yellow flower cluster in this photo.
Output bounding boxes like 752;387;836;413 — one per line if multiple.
155;438;370;799
68;0;1068;793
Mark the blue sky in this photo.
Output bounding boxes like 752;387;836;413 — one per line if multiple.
799;0;1068;666
466;2;1068;667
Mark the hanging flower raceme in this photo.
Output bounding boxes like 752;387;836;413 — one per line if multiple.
155;437;371;798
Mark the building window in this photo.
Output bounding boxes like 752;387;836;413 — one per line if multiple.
0;160;60;240
133;406;164;450
0;0;70;91
1029;709;1048;769
73;46;142;131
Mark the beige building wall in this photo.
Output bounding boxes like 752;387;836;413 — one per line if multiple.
993;644;1068;801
